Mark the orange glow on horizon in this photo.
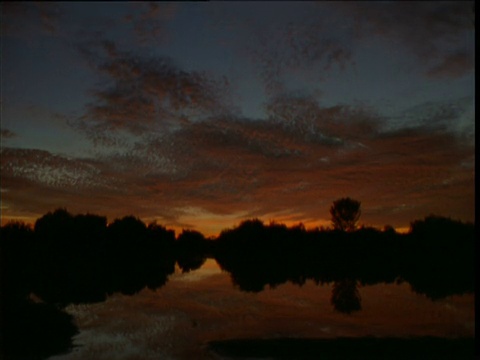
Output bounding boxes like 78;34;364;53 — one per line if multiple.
1;215;36;228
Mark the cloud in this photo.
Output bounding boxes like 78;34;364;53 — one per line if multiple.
126;2;178;45
265;94;381;143
126;94;474;228
0;147;120;221
0;147;110;190
382;97;475;143
3;130;474;233
71;3;178;72
1;129;16;139
247;19;353;95
94;96;473;227
35;2;62;35
332;1;475;78
73;49;232;145
1;73;474;233
426;51;475;79
205;3;355;96
2;3;474;233
3;91;475;234
1;2;62;39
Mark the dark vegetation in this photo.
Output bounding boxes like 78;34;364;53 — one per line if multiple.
213;216;474;310
0;204;475;359
208;337;475;360
1;210;177;360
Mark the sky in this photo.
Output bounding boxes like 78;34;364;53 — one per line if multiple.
0;1;475;236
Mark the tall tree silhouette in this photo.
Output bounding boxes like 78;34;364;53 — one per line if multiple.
329;197;361;232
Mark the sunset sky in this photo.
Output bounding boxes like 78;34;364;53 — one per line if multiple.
1;2;475;236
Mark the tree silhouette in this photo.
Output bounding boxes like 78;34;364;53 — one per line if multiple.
329;197;361;231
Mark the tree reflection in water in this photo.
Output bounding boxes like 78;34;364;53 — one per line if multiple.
331;279;361;314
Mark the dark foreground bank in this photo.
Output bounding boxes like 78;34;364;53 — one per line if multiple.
208;337;475;360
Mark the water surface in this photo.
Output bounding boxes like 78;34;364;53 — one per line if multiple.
50;259;474;359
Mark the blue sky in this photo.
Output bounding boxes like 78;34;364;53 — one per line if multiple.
1;2;475;235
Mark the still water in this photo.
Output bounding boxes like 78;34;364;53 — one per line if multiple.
49;259;474;360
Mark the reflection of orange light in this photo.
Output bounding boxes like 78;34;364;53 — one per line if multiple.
395;227;410;234
201;258;221;270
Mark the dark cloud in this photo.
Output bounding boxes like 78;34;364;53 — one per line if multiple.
74;49;232;144
206;4;355;96
0;3;28;36
1;2;62;38
332;1;474;78
35;2;62;35
426;51;475;79
127;2;177;45
72;3;177;71
248;20;353;95
384;97;475;143
265;95;381;144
